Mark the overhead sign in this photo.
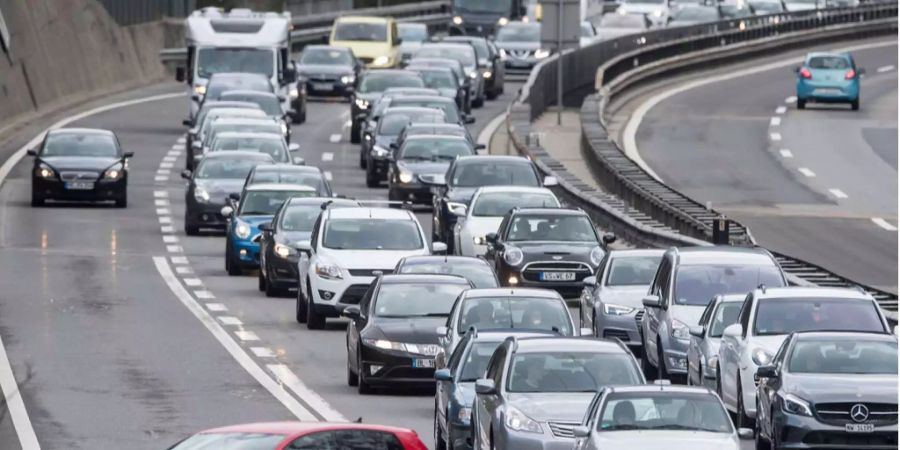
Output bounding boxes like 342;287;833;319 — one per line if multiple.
539;0;581;51
0;6;9;53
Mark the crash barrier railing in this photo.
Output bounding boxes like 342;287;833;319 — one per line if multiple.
506;2;898;314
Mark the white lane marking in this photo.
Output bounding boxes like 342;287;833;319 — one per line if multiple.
157;169;171;175
0;332;40;449
162;235;179;243
251;347;277;358
219;316;243;326
158;216;172;224
235;331;260;341
785;96;797;103
871;217;898;231
770;117;781;126
154;175;168;182
156;208;171;215
322;152;334;162
828;188;848;199
779;149;794;158
340;110;350;120
195;290;215;299
798;167;816;177
166;245;183;253
267;364;345;422
160;162;174;169
177;137;186;144
183;278;203;287
175;266;193;275
775;106;787;114
324;171;333;181
155;199;169;207
152;257;322;421
206;303;227;312
162;156;177;162
477;110;508;149
171;256;189;265
343;120;352;129
329;134;341;143
172;143;185;149
167;150;181;157
154;190;168;198
877;64;895;73
161;226;175;234
770;132;782;141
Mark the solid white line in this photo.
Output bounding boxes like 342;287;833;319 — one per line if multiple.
171;256;189;265
195;290;215;299
779;149;794;158
798;167;816;177
152;257;322;421
267;364;345;422
162;235;179;243
251;347;277;358
876;64;895;73
828;188;848;199
154;190;168;198
183;278;203;287
477;111;508;148
775;106;787;114
770;132;782;141
218;316;243;326
235;331;260;341
206;303;228;312
324;171;333;181
770;117;781;126
871;217;898;231
322;152;334;162
166;245;183;253
0;333;40;449
329;134;341;143
161;226;175;234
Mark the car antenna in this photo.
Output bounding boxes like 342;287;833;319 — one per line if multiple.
354;417;364;423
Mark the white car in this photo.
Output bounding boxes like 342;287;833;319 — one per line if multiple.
452;186;559;257
685;294;744;390
297;206;447;329
717;286;892;428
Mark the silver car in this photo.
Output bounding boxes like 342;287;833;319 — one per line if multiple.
685;294;744;390
472;337;645;450
572;384;752;450
580;249;664;352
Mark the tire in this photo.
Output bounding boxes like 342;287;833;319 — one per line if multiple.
258;267;266;291
357;349;372;394
226;245;242;276
851;98;860;110
657;341;670;381
365;166;379;188
264;268;282;297
737;377;754;429
31;195;44;207
184;224;200;236
486;88;499;100
295;284;308;323
797;99;806;109
115;195;127;208
350;121;361;144
641;344;655;380
296;107;307;124
473;95;484;108
755;402;769;450
306;289;326;330
347;338;359;386
434;404;448;450
359;148;367;169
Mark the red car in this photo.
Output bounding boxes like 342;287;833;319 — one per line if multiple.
168;421;428;450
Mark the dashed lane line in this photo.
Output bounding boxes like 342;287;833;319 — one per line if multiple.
329;134;341;143
779;149;794;158
828;189;848;199
876;65;895;73
770;132;782;141
871;217;898;231
206;303;228;312
798;167;816;177
322;152;334;162
770;117;781;126
252;347;277;358
775;106;787;114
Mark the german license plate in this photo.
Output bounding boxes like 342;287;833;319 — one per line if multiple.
845;423;874;433
540;272;575;281
413;358;435;368
65;181;94;190
814;88;842;95
312;82;333;92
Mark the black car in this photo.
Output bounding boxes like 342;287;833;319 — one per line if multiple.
181;151;275;235
394;255;499;288
413;43;485;109
243;164;334;197
406;66;468;111
28;128;133;207
666;4;723;26
387;135;476;204
395;122;479;150
755;331;898;450
365;107;446;187
350;70;425;143
442;36;505;99
406;58;472;113
386;95;474;127
485;207;612;297
296;45;363;98
343;274;473;394
360;87;441;168
431;155;552;253
217;90;294;142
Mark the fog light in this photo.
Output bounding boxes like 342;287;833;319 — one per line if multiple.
318;290;335;301
369;364;383;375
508;276;518;285
239;249;247;257
201;214;209;221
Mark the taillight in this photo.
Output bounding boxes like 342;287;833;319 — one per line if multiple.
799;68;812;79
845;69;856;80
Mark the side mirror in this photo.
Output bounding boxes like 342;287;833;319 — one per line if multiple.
26;149;37;157
543;176;558;186
123;151;135;158
220;205;234;217
475;143;486;151
582;276;597;288
756;365;779;379
485;232;498;244
283;67;297;83
602;232;617;245
182;119;192;127
436;326;449;336
389;142;398;150
572;426;590;438
737;428;754;440
228;193;241;202
434;368;453;381
464;116;476;124
474;379;497;395
432;242;448;254
450;204;467;217
258;223;273;232
293;156;306;165
688;325;704;338
723;323;742;338
296;240;312;251
191;94;201;102
277;95;288;102
288;143;300;152
341;305;362;320
641;295;661;308
175;67;186;82
181;169;192;180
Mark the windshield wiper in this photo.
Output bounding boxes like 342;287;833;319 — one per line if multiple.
240;211;271;216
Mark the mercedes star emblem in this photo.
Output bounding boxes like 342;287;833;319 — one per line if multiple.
850;404;869;423
552;256;562;260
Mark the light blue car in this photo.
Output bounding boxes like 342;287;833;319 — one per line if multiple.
796;52;863;110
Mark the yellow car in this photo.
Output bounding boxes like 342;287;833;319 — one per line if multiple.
329;16;401;69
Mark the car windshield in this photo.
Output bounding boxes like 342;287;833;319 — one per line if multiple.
279;205;321;232
599;14;647;28
300;48;353;65
249;170;327;194
398;24;428;42
211;123;281;139
708;302;741;337
507;215;597;242
418;70;458;89
212;136;288;162
401;139;472;161
397;262;498;288
507;352;641;392
458;297;572;335
606;256;662;286
334;22;387;42
392;100;460;123
380;113;444;135
451;162;538;187
42;133;118;157
808;56;850;69
671;7;720;21
197;48;274;78
459;341;503;381
597;392;733;433
753;298;885;336
196;158;266;179
788;339;897;374
471;192;559;217
673;265;785;306
374;283;468;317
219;95;282;116
452;0;509;14
169;432;286;449
358;75;425;94
238;190;315;216
496;24;540;42
415;47;476;66
322;219;423;250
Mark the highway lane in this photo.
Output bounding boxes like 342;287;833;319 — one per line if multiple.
635;41;898;293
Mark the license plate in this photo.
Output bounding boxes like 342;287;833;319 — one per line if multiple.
413;358;435;368
845;423;874;433
312;82;334;92
540;272;576;281
814;88;842;95
65;181;94;190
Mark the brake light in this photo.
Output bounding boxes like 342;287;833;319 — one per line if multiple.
799;68;812;79
844;69;856;80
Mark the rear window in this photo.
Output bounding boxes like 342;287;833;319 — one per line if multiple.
808;56;850;69
170;432;285;449
606;256;662;286
674;265;784;306
507;352;641;392
334;22;388;42
358;75;425;94
458;296;573;335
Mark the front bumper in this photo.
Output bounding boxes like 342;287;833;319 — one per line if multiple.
389;182;435;204
368;157;390;179
266;253;300;289
596;308;643;348
231;236;261;269
499;266;592;298
661;337;690;375
359;343;437;387
309;273;376;317
185;197;229;230
305;78;354;97
775;411;898;449
496;426;576;450
448;421;473;450
33;177;126;202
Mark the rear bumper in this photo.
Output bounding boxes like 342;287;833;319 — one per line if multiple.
33;177;126;201
797;80;859;101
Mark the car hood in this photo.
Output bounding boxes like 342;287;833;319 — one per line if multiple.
436;88;458;98
598;285;651;309
784;373;899;403
446;187;479;205
514;241;596;257
195;178;245;197
399;42;423;53
277;231;312;247
331;41;393;59
590;431;738;450
357;92;383;103
296;64;353;76
374;135;398;149
326;249;427;269
507;392;595;422
496;41;541;52
461;216;503;238
668;304;707;326
369;317;447;344
40;156;120;171
398;161;451;176
236;215;273;227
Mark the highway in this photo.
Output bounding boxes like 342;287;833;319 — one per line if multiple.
633;40;898;293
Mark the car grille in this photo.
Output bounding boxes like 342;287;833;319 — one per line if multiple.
815;402;898;426
358;56;374;64
802;430;897;446
418;174;443;185
348;269;394;277
59;171;99;181
509;49;532;59
308;74;338;82
522;261;592;283
547;421;579;438
634;309;644;325
603;329;631;342
338;284;371;305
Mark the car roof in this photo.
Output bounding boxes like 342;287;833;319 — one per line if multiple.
753;286;874;300
200;151;272;161
245;183;317;192
607;248;666;258
285;197;357;207
305;44;351;52
423;42;474;50
470;330;557;343
406;123;464;131
402;255;490;266
673;246;776;266
219;90;279;99
383;106;443;116
215;131;283;139
380;274;471;285
806;51;851;59
253;164;319;173
792;331;897;341
398;22;426;29
212;117;278;125
408;65;455;73
716;293;748;303
200;101;260;110
502;21;539;28
405;134;468;143
209;72;270;81
607;385;714;395
206;108;266;116
455;155;530;164
336;15;391;24
408;57;462;65
391;95;454;103
362;69;422;78
203;421;413;436
327;207;415;220
49;128;114;136
514;337;627;353
512;207;583;216
463;288;561;299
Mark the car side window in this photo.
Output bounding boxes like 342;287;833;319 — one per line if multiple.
651;256;671;303
491;346;508;387
698;300;715;327
485;344;507;384
496;214;511;239
738;293;754;338
334;429;404;450
773;336;791;368
288;431;338;449
309;215;322;251
595;254;610;279
359;279;379;316
447;335;470;373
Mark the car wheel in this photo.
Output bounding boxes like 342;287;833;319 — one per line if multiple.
31;194;44;207
306;289;325;330
350;121;361;144
184;223;199;236
851;98;860;110
264;268;282;297
226;244;242;276
486;88;498;100
359;148;367;169
434;404;448;450
295;283;308;323
357;349;372;394
473;95;484;108
656;340;669;381
365;166;378;188
737;376;754;428
347;338;359;386
755;401;769;450
115;195;127;208
797;98;806;109
258;266;266;292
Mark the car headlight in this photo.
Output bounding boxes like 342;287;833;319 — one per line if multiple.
534;49;551;59
234;222;251;239
398;169;414;184
457;406;472;424
341;74;355;84
373;55;390;66
483;70;492;79
274;243;297;259
468;71;478;79
372;145;389;158
315;262;343;280
503;246;524;266
289;86;299;98
505;406;543;433
473;236;486;245
604;303;635;316
452;15;463;25
671;319;690;340
194;186;210;203
36;163;55;179
102;163;123;180
752;348;774;366
193;85;206;96
355;98;369;109
653;9;664;16
498;16;509;26
590;246;604;267
782;393;813;417
362;339;440;355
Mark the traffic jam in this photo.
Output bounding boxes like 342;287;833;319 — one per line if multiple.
23;2;896;450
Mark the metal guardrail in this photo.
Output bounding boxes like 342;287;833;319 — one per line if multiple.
506;2;899;313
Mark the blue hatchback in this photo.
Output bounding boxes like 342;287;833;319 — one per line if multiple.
796;52;863;110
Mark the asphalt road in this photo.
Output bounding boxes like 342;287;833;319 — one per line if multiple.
635;41;898;293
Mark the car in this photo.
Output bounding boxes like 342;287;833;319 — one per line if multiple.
189;106;268;169
297;206;447;329
243;164;334;197
755;331;898;450
295;45;363;98
616;0;672;25
413;43;485;108
395;123;477;151
181;151;275;235
434;328;554;450
432;156;555;253
471;336;645;450
749;0;787;13
436;288;576;359
397;22;429;65
387;134;477;205
28;128;133;208
406;58;473;113
329;16;401;69
407;66;469;112
217;90;293;141
168;421;428;449
394;255;500;288
593;12;653;41
717;286;892;429
484;207;612;298
718;0;755;18
360;88;443;167
666;4;722;26
452;186;560;257
207;131;301;165
195;72;274;119
222;183;318;275
685;294;744;389
350;70;425;143
580;249;665;351
196;117;285;165
795;52;863;110
442;36;505;100
365;107;446;187
573;385;752;450
640;246;787;382
343;274;473;393
387;95;473;127
494;22;548;77
258;197;359;297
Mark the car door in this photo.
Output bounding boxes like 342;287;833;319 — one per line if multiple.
348;280;377;372
475;343;507;448
298;215;322;298
438;335;470;436
586;254;610;327
642;256;671;364
758;337;789;439
721;294;753;408
334;429;405;450
286;430;339;449
688;299;715;384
